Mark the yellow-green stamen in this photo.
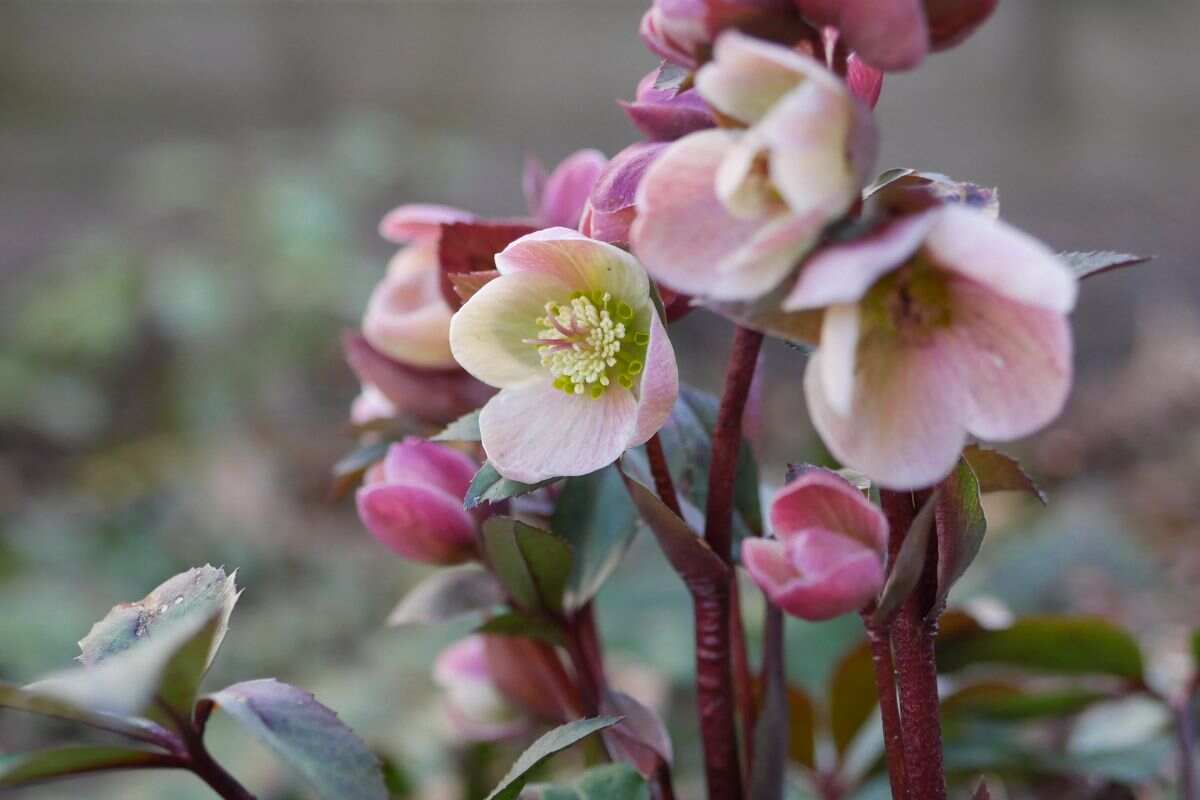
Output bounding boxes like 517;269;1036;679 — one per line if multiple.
525;291;649;398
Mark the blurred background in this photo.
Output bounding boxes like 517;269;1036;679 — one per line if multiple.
1;1;1197;797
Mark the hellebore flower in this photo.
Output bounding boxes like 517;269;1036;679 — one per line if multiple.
633;32;876;302
449;228;679;483
640;0;812;69
785;204;1077;489
355;437;484;564
792;0;997;72
742;468;887;620
620;68;716;143
432;636;525;742
523;149;608;230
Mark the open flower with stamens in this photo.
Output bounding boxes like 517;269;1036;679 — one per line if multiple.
449;228;678;483
742;468;887;621
785;204;1077;489
633;32;876;302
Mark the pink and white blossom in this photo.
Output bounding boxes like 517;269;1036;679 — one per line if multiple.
449;228;678;483
432;637;525;742
742;468;887;620
786;204;1077;489
633;32;875;302
355;437;484;564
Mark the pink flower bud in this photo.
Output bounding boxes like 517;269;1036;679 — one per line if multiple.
742;469;887;621
432;637;525;742
620;68;715;142
582;142;667;248
641;0;809;68
523;150;607;230
355;438;483;564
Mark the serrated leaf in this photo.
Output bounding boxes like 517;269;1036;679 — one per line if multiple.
386;565;504;627
484;716;622;800
937;616;1144;680
476;611;565;646
0;746;179;788
431;409;481;443
552;467;640;611
620;473;729;591
466;462;558;509
872;492;938;626
932;459;987;617
481;517;573;616
204;679;387;800
961;445;1046;504
829;641;876;757
942;681;1110;721
536;764;650;800
1060;251;1151;280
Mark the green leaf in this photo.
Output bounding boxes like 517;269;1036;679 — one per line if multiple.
552;467;640;611
932;459;987;617
331;439;391;498
0;746;179;788
872;492;938;626
829;641;876;757
941;681;1111;721
1060;251;1151;280
620;473;729;592
476;611;565;646
484;716;623;800
600;690;673;780
481;517;573;616
386;565;505;627
961;445;1046;504
537;764;651;800
203;678;388;800
937;616;1145;680
431;409;481;442
466;462;558;509
1192;629;1200;669
0;681;166;744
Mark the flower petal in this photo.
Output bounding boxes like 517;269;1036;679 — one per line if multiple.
939;277;1074;441
697;31;831;124
449;271;573;389
495;228;651;312
840;0;928;71
379;204;474;244
356;483;477;564
818;303;860;416
784;210;939;310
924;206;1078;314
363;240;458;369
537;150;607;229
742;538;800;598
382;437;478;500
769;468;887;552
805;329;968;489
479;380;639;483
630;310;680;447
777;531;886;620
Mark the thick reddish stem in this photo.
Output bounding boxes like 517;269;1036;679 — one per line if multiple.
862;614;909;800
646;433;682;517
730;579;757;780
881;489;946;800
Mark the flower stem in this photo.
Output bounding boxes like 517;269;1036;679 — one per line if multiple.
183;726;256;800
861;613;908;800
1176;694;1198;800
880;489;947;800
646;433;682;517
730;580;757;783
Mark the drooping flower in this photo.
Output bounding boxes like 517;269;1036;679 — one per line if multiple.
785;204;1077;489
620;68;716;143
356;437;485;564
791;0;998;72
432;636;525;742
640;0;815;69
449;228;678;483
633;32;876;302
742;468;887;621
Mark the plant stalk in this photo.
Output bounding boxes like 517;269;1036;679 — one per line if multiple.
861;613;908;800
646;433;682;517
1176;695;1198;800
880;489;946;800
184;728;257;800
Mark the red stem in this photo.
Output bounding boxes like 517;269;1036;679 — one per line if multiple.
861;614;909;800
730;579;757;781
646;433;682;517
880;489;947;800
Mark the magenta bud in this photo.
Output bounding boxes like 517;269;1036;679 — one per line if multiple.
355;437;482;565
621;68;716;142
742;468;887;621
582;142;667;248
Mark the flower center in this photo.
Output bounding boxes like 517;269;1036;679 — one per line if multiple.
524;291;649;398
862;259;952;343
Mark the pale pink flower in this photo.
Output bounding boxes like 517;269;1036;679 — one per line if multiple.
792;0;997;72
633;32;875;302
363;236;459;369
355;437;484;564
432;637;525;742
785;204;1077;489
523;150;608;230
449;228;678;483
742;468;887;621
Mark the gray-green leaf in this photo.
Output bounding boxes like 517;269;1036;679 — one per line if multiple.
552;467;640;611
484;716;623;800
431;409;481;442
1059;251;1151;280
386;565;505;627
466;462;558;509
536;764;651;800
481;517;573;616
0;746;180;788
872;492;938;626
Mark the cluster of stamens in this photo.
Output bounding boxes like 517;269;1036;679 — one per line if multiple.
524;291;649;398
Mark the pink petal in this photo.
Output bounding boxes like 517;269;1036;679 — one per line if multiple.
382;437;478;500
356;483;477;564
433;636;491;686
840;0;929;72
621;87;715;143
522;156;549;219
639;3;704;69
743;534;884;621
479;380;639;483
817;303;860;416
633;130;808;301
379;204;474;244
743;538;801;598
537;149;607;229
923;206;1078;314
362;240;458;369
938;277;1074;442
783;210;939;310
350;384;396;427
697;31;832;124
770;468;887;552
629;311;680;447
495;228;651;311
846;54;883;108
804;329;969;490
585;143;667;246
